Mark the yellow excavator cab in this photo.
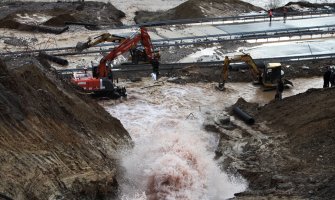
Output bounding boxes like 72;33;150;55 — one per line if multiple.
262;63;283;88
266;63;281;68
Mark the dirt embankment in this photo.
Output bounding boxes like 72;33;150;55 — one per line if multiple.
285;1;335;10
210;87;335;199
134;0;263;23
0;57;131;199
0;1;125;32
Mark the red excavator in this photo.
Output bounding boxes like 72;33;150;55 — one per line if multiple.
71;27;159;99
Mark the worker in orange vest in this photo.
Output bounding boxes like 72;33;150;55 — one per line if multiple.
268;9;273;22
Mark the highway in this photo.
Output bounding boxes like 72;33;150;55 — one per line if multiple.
1;11;335;68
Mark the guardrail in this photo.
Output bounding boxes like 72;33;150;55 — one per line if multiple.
56;52;335;74
2;24;334;57
103;9;335;29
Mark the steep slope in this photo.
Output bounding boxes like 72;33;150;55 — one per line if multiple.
135;0;263;23
0;58;131;200
257;87;335;170
225;88;335;199
255;88;335;199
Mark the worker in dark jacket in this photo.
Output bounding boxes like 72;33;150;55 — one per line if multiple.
151;57;160;80
283;7;288;23
330;68;335;87
323;66;331;88
275;78;284;100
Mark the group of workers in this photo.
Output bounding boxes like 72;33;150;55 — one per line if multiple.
268;6;288;23
275;64;335;101
323;66;335;88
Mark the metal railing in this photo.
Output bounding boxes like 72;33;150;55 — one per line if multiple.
56;52;335;74
2;24;335;57
103;9;335;29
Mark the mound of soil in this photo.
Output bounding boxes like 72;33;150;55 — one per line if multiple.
257;88;335;168
135;0;263;23
0;57;131;199
272;1;335;13
43;13;77;27
0;1;125;32
0;14;69;34
254;87;335;199
222;88;335;199
285;1;335;10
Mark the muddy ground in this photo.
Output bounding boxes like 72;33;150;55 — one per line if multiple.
1;0;335;199
180;58;334;83
0;1;125;33
157;40;335;85
213;86;335;200
0;57;131;199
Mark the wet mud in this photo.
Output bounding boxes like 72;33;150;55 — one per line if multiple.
211;87;335;199
1;0;335;199
0;1;125;33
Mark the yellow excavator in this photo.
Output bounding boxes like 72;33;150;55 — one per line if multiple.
75;33;127;52
218;54;293;90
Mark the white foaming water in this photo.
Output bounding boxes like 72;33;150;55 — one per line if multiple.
104;77;323;199
105;80;248;200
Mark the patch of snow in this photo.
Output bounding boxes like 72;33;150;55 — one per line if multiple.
15;13;52;24
111;0;188;24
178;47;223;62
241;0;335;9
289;4;311;11
226;39;335;59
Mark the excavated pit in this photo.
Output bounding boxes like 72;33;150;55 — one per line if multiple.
1;0;335;199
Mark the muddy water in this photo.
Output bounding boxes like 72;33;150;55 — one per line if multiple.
104;77;322;199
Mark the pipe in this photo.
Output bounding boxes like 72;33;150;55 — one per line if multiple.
38;51;69;66
233;106;255;125
30;25;69;34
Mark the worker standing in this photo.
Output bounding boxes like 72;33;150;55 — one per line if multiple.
330;68;335;87
283;7;288;23
151;57;160;80
323;66;331;88
275;78;284;100
268;9;273;23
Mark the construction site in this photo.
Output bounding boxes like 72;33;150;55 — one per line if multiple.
0;0;335;199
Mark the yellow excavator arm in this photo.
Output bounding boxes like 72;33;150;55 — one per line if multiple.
237;54;262;83
75;33;127;52
219;54;262;90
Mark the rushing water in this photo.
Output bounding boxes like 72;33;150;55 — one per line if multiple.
104;77;323;199
105;80;248;199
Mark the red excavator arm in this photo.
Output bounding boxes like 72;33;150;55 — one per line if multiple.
96;27;155;78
